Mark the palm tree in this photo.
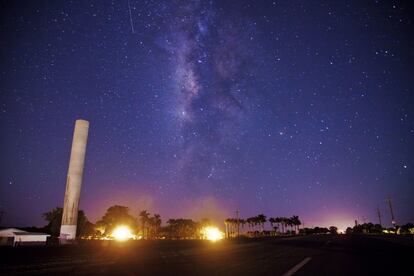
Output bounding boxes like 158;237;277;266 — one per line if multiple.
240;219;246;235
282;217;289;233
269;218;276;233
275;217;285;234
291;215;301;234
226;218;240;238
234;218;244;236
224;218;233;238
269;218;277;235
285;217;296;234
282;217;287;233
287;218;293;234
224;219;229;238
231;218;237;237
253;218;257;232
139;210;150;239
152;214;161;239
257;214;267;233
246;217;254;233
269;217;274;228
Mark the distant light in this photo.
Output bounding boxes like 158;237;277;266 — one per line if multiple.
201;226;224;242
111;225;134;241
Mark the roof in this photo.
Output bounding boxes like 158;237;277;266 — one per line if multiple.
13;232;50;236
0;228;50;237
0;228;27;233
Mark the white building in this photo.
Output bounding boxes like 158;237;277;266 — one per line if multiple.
0;228;50;246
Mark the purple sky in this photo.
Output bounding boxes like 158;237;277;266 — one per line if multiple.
1;0;413;229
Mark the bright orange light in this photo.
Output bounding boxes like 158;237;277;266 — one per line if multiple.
201;226;224;242
111;225;134;241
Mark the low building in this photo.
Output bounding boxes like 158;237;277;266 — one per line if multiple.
0;228;50;246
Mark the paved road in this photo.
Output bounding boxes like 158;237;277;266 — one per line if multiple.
0;235;412;275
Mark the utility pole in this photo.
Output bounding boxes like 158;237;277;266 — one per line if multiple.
377;207;382;226
236;209;240;237
0;210;4;225
387;197;396;227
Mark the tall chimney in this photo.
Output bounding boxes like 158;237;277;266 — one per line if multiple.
60;119;89;240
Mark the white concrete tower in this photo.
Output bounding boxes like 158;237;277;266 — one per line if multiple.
60;119;89;240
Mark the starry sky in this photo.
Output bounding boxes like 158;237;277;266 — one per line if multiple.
1;0;413;230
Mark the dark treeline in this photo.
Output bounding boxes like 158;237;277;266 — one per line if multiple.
299;226;337;235
346;222;414;235
38;205;414;239
40;205;216;239
224;215;302;237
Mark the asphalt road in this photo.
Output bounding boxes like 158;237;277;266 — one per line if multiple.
0;235;412;275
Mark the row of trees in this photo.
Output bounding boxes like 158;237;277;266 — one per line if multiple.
299;226;338;235
86;206;164;239
42;207;95;237
224;215;302;237
42;205;216;239
94;206;218;239
162;218;210;239
346;223;383;234
345;222;414;235
42;205;414;239
137;210;162;239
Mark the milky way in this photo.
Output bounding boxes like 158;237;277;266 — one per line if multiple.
161;1;258;190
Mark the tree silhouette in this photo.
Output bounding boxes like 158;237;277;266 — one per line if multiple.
291;215;301;233
150;214;162;239
42;207;94;237
329;226;338;234
165;218;198;239
139;210;150;239
96;205;137;235
257;214;267;232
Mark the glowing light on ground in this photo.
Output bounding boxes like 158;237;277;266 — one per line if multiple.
201;226;224;241
111;225;134;241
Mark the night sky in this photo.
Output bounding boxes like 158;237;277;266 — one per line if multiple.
1;0;413;230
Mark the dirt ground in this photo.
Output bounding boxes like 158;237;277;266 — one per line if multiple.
0;235;412;275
